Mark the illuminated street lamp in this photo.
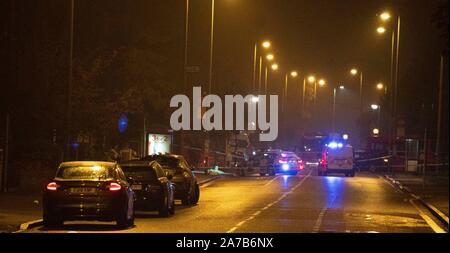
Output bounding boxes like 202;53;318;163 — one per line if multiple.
333;86;345;132
373;128;380;135
350;68;358;75
266;54;274;61
271;63;279;70
371;104;379;110
343;134;349;140
318;79;326;86
377;83;384;90
262;41;271;49
377;26;386;34
308;76;315;83
380;12;391;21
290;71;298;77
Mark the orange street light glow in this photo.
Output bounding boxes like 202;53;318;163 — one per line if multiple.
262;41;271;49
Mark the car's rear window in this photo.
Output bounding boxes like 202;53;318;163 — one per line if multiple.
147;156;182;173
121;166;158;182
56;165;115;180
327;147;354;158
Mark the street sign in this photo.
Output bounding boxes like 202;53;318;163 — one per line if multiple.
185;66;200;73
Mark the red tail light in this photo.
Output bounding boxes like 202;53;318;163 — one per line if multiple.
109;182;121;191
278;159;287;164
47;182;59;191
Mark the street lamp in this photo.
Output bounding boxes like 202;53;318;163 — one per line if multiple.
350;68;364;115
266;54;274;61
333;86;345;132
253;40;272;92
290;71;298;77
308;76;315;83
271;63;279;70
371;104;381;127
377;26;386;34
377;10;401;158
373;128;380;135
380;12;391;21
377;83;384;90
262;41;271;49
318;79;326;86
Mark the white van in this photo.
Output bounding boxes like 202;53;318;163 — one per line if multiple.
318;143;355;177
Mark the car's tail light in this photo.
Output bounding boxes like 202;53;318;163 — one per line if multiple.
108;182;121;191
47;182;59;191
278;159;287;164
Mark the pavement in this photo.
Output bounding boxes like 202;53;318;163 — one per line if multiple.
0;171;219;233
18;169;448;233
385;172;449;220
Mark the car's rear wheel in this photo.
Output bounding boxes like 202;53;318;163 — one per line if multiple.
169;197;175;215
159;195;171;217
191;184;200;205
117;200;133;229
181;189;192;206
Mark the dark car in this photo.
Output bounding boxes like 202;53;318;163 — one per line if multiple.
259;150;304;175
119;160;175;217
143;154;199;206
43;161;135;228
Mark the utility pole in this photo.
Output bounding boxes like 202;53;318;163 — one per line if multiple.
3;114;9;192
65;0;74;161
423;127;428;188
435;54;444;156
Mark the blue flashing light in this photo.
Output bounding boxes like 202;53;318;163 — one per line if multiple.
328;142;343;149
282;164;290;171
328;142;338;148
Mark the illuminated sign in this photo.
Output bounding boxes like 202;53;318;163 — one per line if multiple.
147;134;171;155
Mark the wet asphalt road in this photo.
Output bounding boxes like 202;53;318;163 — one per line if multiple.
27;169;443;233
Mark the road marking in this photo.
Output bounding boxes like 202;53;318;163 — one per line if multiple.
409;199;446;233
312;195;336;233
263;175;280;186
226;171;311;233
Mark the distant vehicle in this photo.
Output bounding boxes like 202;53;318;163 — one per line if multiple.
259;150;304;176
143;154;200;206
226;131;251;166
43;161;135;228
319;142;355;177
299;133;328;169
119;160;175;217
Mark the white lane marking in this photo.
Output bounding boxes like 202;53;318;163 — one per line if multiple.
264;175;280;186
312;195;337;233
409;199;446;233
410;199;447;233
226;171;312;233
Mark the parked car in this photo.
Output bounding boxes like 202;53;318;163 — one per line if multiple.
143;154;200;206
43;161;135;228
119;160;175;217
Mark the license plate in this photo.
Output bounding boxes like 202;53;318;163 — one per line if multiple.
69;187;96;194
131;184;143;190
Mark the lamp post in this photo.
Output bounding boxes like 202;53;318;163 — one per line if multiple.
333;86;345;133
208;0;215;94
252;41;271;92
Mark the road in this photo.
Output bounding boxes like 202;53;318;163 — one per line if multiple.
26;169;444;233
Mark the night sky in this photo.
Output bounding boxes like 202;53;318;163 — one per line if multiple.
0;0;448;149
